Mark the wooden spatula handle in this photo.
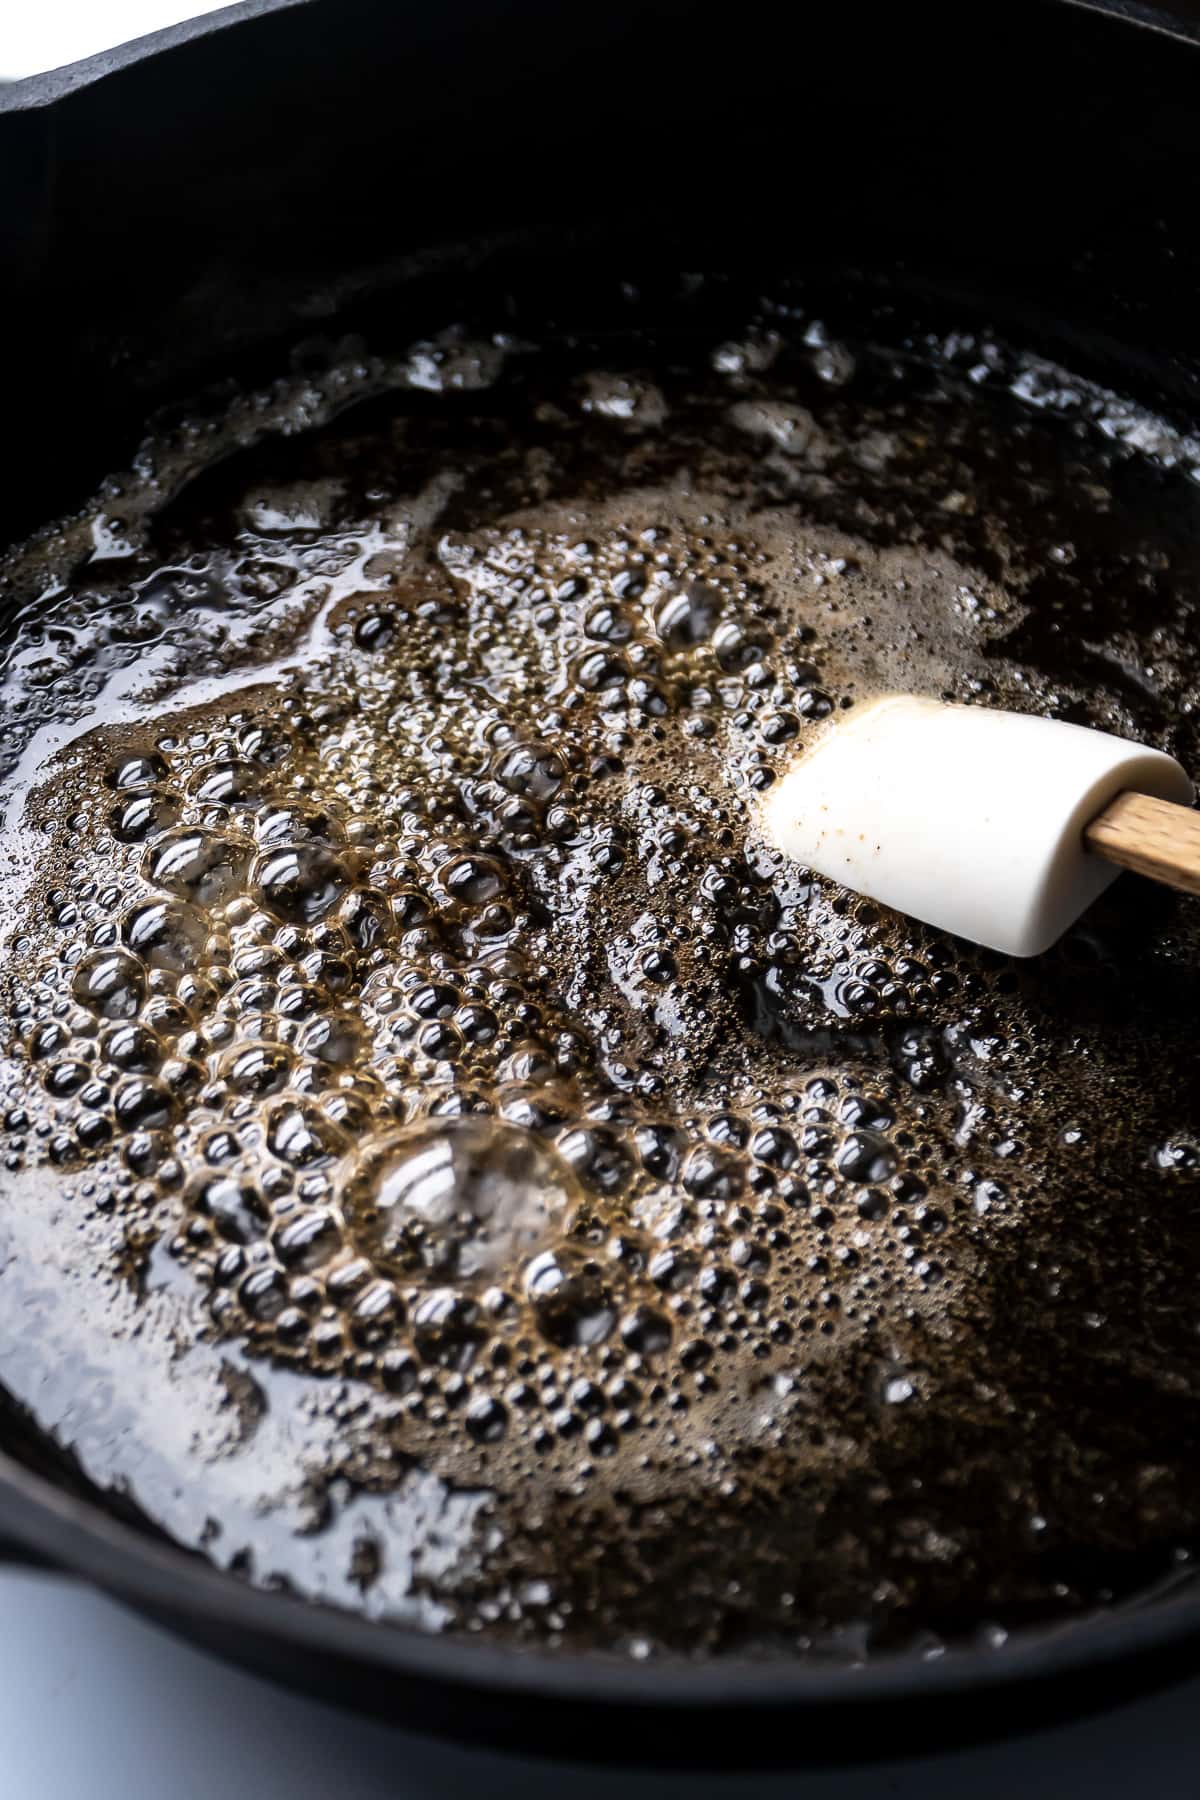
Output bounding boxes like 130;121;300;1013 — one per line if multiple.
1084;790;1200;896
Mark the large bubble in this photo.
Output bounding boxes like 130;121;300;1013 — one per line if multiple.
340;1117;579;1284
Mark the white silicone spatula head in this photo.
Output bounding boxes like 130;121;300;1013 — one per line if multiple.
761;695;1195;956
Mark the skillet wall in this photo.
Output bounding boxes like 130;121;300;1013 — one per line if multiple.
2;0;1200;553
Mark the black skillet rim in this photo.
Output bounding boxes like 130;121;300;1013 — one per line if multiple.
2;0;1200;1721
1;0;1198;115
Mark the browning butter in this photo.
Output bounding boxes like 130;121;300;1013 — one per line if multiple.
0;299;1198;1658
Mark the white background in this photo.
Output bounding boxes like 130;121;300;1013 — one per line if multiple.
0;0;233;79
4;4;1200;1793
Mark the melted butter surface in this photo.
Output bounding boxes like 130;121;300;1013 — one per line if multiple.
0;309;1198;1657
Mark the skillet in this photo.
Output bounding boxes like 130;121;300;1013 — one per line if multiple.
2;0;1200;1762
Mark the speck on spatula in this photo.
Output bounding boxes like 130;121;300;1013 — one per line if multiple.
762;695;1199;956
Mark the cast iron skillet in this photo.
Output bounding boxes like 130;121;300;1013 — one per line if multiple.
3;0;1200;1763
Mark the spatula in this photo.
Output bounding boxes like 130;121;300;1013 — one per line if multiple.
762;695;1199;956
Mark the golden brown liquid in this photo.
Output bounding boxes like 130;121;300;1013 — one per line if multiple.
0;306;1198;1656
